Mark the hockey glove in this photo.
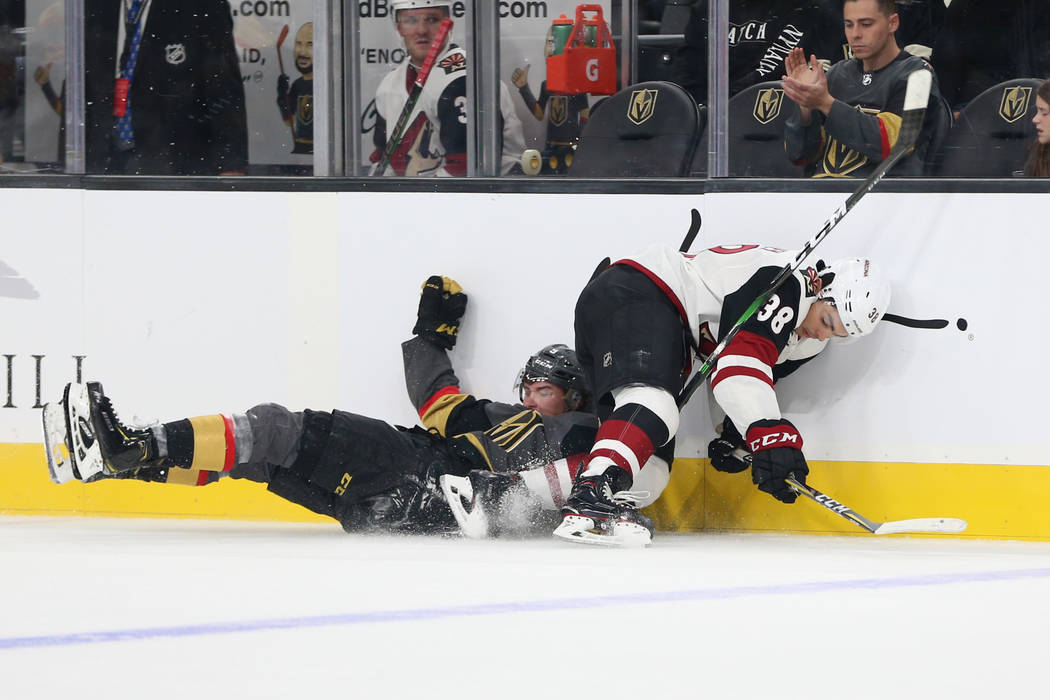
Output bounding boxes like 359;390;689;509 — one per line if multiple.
746;419;809;504
413;275;468;350
708;417;751;473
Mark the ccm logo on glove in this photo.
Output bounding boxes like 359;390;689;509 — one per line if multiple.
748;429;802;452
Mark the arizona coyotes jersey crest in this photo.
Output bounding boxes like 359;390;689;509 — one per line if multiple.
373;45;467;176
616;244;829;431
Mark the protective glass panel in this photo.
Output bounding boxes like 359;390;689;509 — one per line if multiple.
357;1;477;178
82;0;315;176
2;0;66;173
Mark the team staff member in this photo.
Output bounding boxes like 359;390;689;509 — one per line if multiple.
782;0;944;178
371;0;525;176
84;0;247;175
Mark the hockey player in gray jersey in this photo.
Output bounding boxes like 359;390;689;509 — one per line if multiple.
555;244;890;546
41;275;668;538
782;0;945;177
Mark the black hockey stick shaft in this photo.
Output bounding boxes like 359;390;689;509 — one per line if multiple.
372;18;453;177
784;476;880;532
676;68;932;410
679;208;702;253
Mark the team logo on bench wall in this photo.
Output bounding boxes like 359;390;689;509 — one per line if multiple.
627;89;658;125
999;86;1032;123
753;88;784;125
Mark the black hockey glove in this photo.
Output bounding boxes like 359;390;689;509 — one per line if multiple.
746;419;809;504
276;74;292;119
708;417;751;474
413;275;468;350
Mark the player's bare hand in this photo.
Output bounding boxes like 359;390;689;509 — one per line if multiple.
34;63;51;85
511;65;530;89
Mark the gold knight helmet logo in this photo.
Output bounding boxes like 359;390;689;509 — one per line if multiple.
753;88;784;125
999;86;1032;123
627;89;659;125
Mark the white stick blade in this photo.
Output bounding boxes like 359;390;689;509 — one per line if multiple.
903;69;932;112
873;517;968;536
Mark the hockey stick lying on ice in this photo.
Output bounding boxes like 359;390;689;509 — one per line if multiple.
785;476;967;535
676;67;932;410
371;17;453;176
675;70;967;535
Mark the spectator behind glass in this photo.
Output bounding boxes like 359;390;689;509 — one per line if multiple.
84;0;247;176
370;0;525;177
931;0;1050;117
673;0;844;104
1023;80;1050;177
783;0;944;178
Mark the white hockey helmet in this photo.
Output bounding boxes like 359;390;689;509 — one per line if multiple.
818;258;891;341
390;0;452;26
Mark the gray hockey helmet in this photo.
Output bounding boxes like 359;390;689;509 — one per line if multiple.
515;344;590;409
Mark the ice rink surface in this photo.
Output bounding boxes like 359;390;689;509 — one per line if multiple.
1;516;1048;699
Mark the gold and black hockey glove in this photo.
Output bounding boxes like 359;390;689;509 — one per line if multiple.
413;275;468;350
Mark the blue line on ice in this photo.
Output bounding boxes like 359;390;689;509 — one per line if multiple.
3;567;1049;650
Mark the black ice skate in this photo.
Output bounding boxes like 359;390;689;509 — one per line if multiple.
67;382;162;477
439;470;522;539
553;468;653;547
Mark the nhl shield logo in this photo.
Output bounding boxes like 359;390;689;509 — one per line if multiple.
753;88;784;124
999;86;1032;123
165;43;186;65
627;89;658;125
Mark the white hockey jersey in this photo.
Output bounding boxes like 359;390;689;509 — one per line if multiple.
373;44;525;176
616;244;830;432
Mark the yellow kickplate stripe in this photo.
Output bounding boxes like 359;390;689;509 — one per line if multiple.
187;415;228;472
3;442;1049;538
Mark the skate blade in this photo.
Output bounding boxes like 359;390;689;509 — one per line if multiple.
553;515;652;548
41;401;76;484
440;474;490;539
63;382;106;482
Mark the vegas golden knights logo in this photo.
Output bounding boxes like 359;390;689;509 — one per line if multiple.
999;86;1032;123
753;88;784;124
297;95;313;125
627;89;658;125
550;95;568;127
821;136;866;177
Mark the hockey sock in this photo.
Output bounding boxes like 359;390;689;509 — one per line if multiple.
160;414;251;472
582;386;679;481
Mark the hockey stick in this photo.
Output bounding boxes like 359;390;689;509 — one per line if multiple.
372;17;453;177
276;24;289;75
785;476;968;535
676;68;932;410
679;208;702;253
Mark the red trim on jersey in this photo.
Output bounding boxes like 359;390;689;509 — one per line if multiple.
196;471;210;487
711;330;778;390
221;414;236;472
443;153;467;176
593;419;655;476
712;365;774;389
418;385;461;418
612;259;689;327
878;117;891;160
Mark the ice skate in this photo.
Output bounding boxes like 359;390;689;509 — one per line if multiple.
41;393;78;484
440;470;522;539
67;382;161;477
553;469;653;547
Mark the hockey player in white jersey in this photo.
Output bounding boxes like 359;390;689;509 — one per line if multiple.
370;0;525;176
555;244;890;545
